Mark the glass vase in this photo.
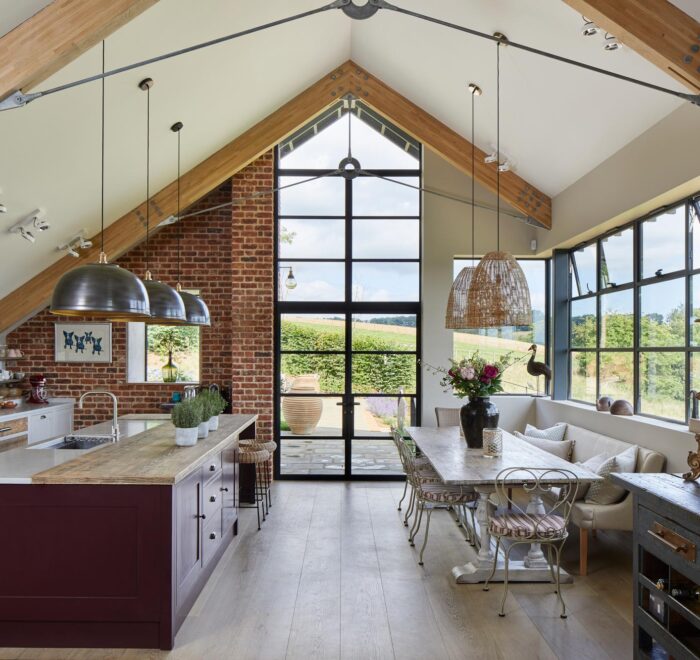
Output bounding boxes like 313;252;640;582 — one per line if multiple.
162;350;178;383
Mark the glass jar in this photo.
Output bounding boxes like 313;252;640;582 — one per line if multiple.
483;428;503;457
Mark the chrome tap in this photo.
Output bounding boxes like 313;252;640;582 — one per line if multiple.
78;390;120;442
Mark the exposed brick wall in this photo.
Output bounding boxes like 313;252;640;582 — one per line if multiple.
230;151;274;443
8;152;275;433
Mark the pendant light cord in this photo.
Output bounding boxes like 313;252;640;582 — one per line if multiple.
347;100;352;158
100;42;105;254
145;85;151;275
177;128;181;284
496;40;501;253
471;88;475;264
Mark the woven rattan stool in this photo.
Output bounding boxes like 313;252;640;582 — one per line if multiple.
240;439;276;511
239;447;271;531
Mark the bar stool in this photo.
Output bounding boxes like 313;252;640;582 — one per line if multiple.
238;447;271;531
240;439;276;512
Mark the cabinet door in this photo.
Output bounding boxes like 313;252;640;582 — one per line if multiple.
222;447;237;531
52;406;73;437
28;412;53;444
175;467;202;607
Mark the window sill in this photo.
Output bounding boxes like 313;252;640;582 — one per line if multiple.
126;381;200;386
549;398;694;436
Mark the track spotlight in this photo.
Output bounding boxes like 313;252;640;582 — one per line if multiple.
0;204;6;214
58;230;92;257
603;33;622;51
484;152;498;164
9;209;48;242
19;227;36;243
498;160;511;173
581;17;598;36
78;236;93;249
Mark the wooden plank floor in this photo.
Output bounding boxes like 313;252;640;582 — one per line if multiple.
0;482;633;659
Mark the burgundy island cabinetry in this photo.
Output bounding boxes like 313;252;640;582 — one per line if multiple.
0;414;256;650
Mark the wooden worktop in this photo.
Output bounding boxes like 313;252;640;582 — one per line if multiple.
31;414;257;485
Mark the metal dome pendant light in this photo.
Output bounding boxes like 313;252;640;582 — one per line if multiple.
466;35;531;329
445;82;481;329
168;121;210;326
51;43;150;319
136;78;186;324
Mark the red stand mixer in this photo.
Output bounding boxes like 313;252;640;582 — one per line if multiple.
27;374;50;404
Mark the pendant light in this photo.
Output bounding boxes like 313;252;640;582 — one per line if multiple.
132;78;186;323
168;121;210;326
466;36;531;328
445;83;481;328
51;43;150;319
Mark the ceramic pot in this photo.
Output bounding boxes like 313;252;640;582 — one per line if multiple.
282;374;323;434
197;421;209;439
175;427;198;447
208;415;220;431
460;397;500;449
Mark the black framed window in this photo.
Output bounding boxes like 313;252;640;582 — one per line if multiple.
568;195;700;423
452;258;551;395
274;99;421;479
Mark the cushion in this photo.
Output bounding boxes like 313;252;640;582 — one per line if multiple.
524;423;567;442
514;431;574;461
565;424;634;464
585;445;638;505
418;483;478;504
572;453;608;499
490;512;567;539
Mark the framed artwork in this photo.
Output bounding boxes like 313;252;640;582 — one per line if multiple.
54;323;112;363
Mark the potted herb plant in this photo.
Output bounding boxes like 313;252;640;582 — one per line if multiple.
426;351;523;448
171;400;200;446
193;394;211;439
204;390;226;431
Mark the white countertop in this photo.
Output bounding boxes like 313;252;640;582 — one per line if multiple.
0;397;74;421
0;415;169;484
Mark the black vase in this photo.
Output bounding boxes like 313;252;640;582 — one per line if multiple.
460;397;500;448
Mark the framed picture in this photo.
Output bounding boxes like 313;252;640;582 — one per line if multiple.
54;323;112;363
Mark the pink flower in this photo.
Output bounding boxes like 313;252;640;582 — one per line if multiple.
483;365;499;379
460;366;476;381
480;376;491;385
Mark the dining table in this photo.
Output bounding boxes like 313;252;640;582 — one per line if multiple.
406;426;602;584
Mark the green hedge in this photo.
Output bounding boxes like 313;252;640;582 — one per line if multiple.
281;321;415;393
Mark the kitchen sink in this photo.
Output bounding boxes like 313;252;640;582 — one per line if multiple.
30;435;113;450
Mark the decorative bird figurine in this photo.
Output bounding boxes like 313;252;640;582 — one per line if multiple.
527;344;552;396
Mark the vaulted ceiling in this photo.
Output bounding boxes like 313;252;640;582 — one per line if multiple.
0;0;695;307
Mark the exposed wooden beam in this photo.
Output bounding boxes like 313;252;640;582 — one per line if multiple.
562;0;700;92
0;0;160;101
0;60;552;331
0;63;354;331
347;62;552;229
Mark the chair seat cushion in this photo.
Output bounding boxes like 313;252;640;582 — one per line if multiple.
490;513;567;539
418;483;477;504
413;464;441;483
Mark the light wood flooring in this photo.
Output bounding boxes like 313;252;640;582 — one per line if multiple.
0;482;633;660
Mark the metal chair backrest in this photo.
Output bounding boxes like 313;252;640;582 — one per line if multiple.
435;407;461;427
493;467;581;538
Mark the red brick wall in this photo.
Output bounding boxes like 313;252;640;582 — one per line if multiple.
8;152;275;434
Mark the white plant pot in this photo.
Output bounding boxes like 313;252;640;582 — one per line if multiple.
175;427;198;447
208;415;220;431
197;421;209;439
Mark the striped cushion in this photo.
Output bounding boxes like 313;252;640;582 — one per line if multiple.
490;513;567;539
412;464;441;483
417;483;478;504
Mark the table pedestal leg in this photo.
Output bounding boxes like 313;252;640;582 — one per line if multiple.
523;493;550;569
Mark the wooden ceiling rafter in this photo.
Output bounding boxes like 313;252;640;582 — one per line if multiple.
562;0;700;92
0;60;551;332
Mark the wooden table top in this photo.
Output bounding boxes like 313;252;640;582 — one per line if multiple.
32;414;257;485
406;426;602;486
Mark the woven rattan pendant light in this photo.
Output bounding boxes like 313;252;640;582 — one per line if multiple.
466;37;531;328
445;83;481;329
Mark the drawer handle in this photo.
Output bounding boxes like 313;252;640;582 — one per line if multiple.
209;464;216;472
0;427;12;433
209;495;216;503
648;522;696;561
220;487;229;492
196;513;207;520
209;532;217;540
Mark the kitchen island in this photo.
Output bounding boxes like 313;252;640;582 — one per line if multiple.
0;413;256;650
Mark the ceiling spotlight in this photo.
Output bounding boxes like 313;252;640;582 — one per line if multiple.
64;245;80;258
604;34;622;51
498;160;511;173
19;227;35;243
9;209;47;242
0;204;6;214
484;151;498;164
78;236;93;249
581;17;599;36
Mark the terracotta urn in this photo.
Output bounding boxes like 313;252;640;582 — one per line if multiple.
282;374;323;434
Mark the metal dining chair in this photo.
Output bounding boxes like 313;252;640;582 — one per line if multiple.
483;467;580;618
435;407;461;428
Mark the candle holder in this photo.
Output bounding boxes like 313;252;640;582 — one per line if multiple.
483;428;503;458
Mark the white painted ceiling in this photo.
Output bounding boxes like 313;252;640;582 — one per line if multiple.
0;0;694;301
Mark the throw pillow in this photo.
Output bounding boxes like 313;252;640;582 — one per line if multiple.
574;453;609;500
514;431;574;461
584;445;638;505
524;423;567;442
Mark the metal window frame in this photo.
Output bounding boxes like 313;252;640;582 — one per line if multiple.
567;195;700;424
273;138;422;481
